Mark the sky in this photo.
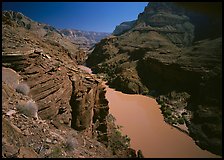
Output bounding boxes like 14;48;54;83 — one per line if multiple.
2;2;148;33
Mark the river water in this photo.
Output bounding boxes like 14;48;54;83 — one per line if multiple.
78;65;220;158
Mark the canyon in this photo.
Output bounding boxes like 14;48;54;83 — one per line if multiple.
2;2;222;158
79;65;220;158
86;2;222;156
2;11;134;158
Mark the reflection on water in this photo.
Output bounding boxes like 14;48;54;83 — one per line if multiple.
78;65;220;158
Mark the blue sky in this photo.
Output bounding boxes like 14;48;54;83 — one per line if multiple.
2;2;148;33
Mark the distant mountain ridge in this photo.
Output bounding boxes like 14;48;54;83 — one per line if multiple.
59;29;110;49
2;10;110;50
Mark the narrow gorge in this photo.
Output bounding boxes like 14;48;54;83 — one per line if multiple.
2;2;222;158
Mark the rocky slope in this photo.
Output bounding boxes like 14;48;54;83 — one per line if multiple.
2;11;139;158
2;11;110;64
59;29;110;49
2;10;88;64
86;2;222;156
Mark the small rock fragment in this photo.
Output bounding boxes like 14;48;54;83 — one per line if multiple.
6;110;16;116
46;138;52;143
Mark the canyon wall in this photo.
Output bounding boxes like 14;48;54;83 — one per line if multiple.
86;2;222;156
2;11;135;158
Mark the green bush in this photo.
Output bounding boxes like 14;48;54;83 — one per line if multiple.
164;109;172;116
177;117;185;124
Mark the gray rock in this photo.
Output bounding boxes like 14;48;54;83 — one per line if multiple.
46;138;52;143
6;110;16;116
113;20;136;36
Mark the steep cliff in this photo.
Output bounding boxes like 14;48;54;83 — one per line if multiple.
2;67;115;158
86;2;222;156
2;11;136;158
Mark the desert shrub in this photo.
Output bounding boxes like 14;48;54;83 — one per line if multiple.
177;117;185;124
26;23;31;30
16;100;38;118
163;109;172;116
15;82;30;95
109;128;131;155
48;147;62;158
137;150;144;158
64;137;77;151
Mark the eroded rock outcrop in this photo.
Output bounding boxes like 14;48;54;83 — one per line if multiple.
2;11;135;158
2;74;114;158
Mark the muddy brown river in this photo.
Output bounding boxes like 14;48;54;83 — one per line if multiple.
78;65;220;158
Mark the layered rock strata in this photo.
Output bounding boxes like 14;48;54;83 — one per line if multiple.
2;11;136;158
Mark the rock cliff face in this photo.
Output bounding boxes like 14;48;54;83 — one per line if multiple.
174;2;222;41
2;11;136;158
2;67;114;158
113;20;136;36
136;2;195;47
59;29;110;49
112;2;195;47
86;2;222;156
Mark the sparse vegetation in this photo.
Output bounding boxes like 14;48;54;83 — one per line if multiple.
15;82;30;95
48;147;62;158
163;109;172;116
64;137;77;151
16;100;38;118
137;150;144;158
108;128;130;155
177;117;185;124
